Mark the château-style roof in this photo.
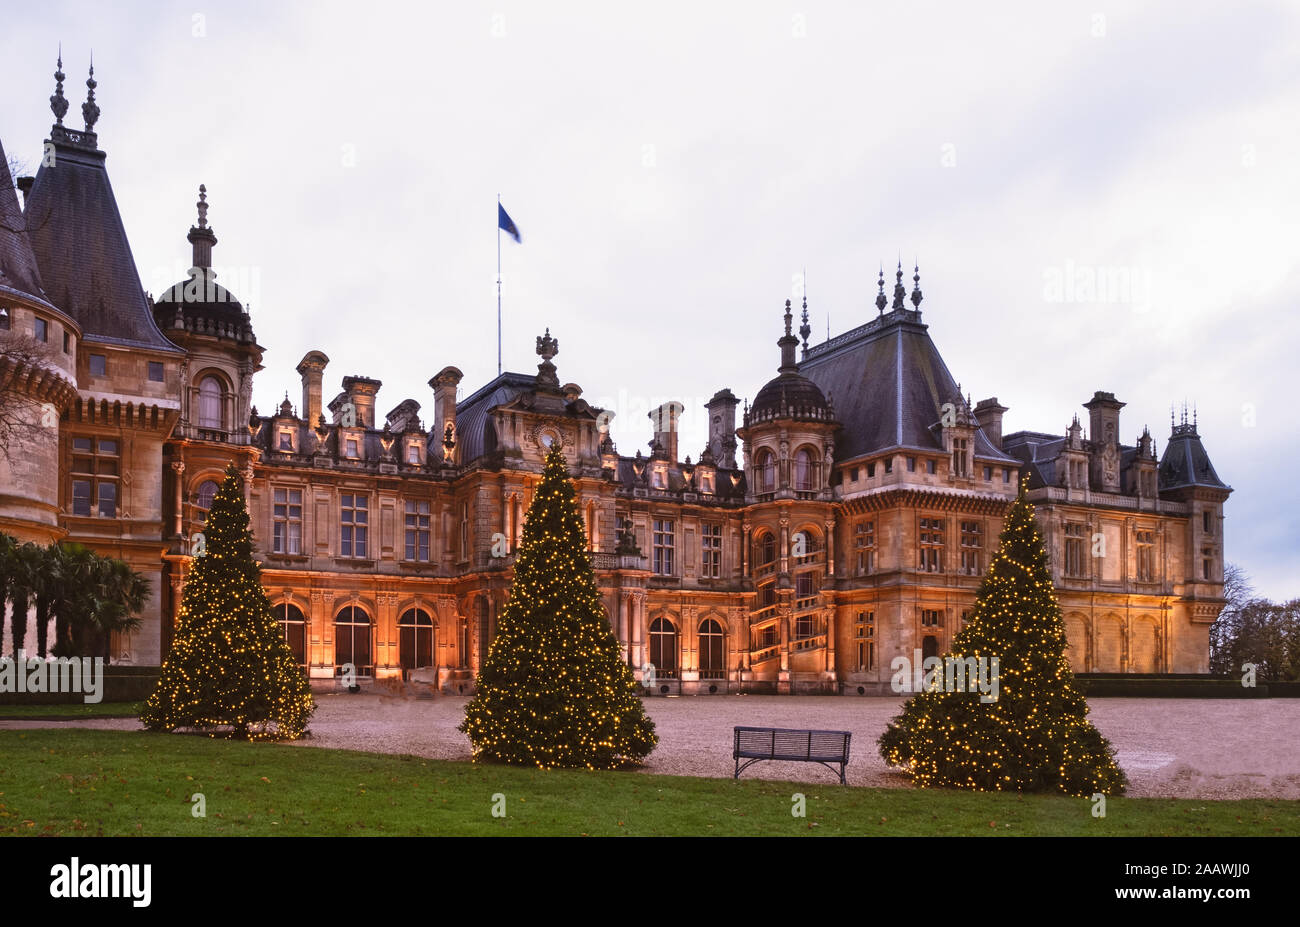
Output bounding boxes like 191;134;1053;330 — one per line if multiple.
0;138;57;312
1159;415;1229;492
22;55;182;353
797;265;1014;464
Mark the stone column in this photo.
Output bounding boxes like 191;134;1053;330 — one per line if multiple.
170;460;185;538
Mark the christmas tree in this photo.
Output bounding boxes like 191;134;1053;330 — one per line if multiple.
459;444;657;768
141;465;314;740
878;482;1127;796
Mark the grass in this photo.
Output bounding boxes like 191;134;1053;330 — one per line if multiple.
0;729;1296;836
0;701;143;719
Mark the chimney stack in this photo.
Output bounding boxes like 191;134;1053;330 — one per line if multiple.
296;351;329;426
973;397;1008;450
340;375;382;428
649;401;684;463
705;388;739;468
429;366;464;461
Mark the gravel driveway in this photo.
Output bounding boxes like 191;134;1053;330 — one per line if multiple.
4;694;1297;799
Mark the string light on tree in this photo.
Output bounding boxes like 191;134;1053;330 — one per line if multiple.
459;443;657;769
878;478;1127;796
141;464;314;740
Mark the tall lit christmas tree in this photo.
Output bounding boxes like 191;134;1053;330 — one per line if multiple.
879;481;1126;795
142;465;314;740
460;444;657;768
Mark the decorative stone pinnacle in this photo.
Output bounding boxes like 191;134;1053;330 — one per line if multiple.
50;49;68;125
535;327;558;363
196;184;209;228
82;57;99;132
876;265;887;314
911;262;923;309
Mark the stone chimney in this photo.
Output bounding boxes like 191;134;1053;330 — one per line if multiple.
339;375;382;428
649;401;684;463
1084;391;1124;449
429;366;463;461
705;388;739;468
296;350;329;427
974;397;1008;450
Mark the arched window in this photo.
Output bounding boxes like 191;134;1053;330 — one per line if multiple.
198;376;224;430
196;480;219;523
274;603;307;670
649;617;678;679
754;448;776;494
755;531;777;569
398;608;435;672
794;447;816;492
699;618;725;680
334;605;372;676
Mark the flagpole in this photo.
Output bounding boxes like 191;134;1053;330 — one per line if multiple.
497;194;502;377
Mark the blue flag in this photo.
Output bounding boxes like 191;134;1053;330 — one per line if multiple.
498;203;521;243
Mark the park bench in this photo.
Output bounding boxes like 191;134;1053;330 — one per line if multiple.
733;726;852;784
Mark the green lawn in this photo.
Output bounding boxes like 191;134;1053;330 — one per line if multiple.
0;701;143;719
0;729;1294;836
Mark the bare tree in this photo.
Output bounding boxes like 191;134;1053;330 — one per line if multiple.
0;330;63;463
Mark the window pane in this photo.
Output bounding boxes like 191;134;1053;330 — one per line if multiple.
97;482;116;517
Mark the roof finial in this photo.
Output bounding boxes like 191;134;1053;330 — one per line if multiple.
875;265;887;314
82;54;99;132
892;260;906;311
910;261;923;310
196;184;209;228
783;298;793;337
798;272;811;350
50;46;68;126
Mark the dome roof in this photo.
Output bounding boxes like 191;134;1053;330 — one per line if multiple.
748;371;832;424
153;269;245;322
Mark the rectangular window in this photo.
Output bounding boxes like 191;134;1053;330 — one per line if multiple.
960;520;981;575
907;456;916;472
1136;529;1154;582
1003;468;1012;483
1202;549;1212;581
34;317;47;342
652;518;674;575
952;438;969;477
921;609;943;627
918;517;944;572
884;458;893;474
345;437;359;458
148;361;164;382
407;443;420;464
459;502;469;560
340;493;368;558
0;309;9;331
855;611;875;670
961;609;972;625
1064;523;1086;578
1203;511;1212;534
652;467;667;489
63;331;71;353
867;462;876;478
926;459;936;475
273;488;303;555
853;520;876;575
983;465;992;481
699;471;714;493
701;523;722;578
850;466;859;482
795;571;818;599
279;430;294;451
89;354;106;376
405;500;431;561
69;436;118;517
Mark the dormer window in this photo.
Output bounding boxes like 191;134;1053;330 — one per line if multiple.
699;471;714;494
951;438;969;477
345;438;359;458
407;443;420;465
652;466;667;489
279;430;294;451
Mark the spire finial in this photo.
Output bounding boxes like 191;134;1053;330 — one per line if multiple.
911;261;923;310
81;54;99;132
783;298;793;336
875;265;887;314
196;184;209;228
891;260;906;311
50;47;68;126
798;273;811;350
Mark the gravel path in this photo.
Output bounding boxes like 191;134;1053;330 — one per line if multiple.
4;694;1297;799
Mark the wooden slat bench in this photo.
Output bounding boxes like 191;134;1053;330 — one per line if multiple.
733;726;852;784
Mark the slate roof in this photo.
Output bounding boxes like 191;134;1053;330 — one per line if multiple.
454;372;538;464
23;132;181;352
1159;424;1229;491
796;307;1015;463
0;138;57;312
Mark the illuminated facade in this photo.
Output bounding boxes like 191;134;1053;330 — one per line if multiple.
0;61;1231;691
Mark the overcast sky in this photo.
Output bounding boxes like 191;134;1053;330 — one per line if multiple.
4;0;1298;600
